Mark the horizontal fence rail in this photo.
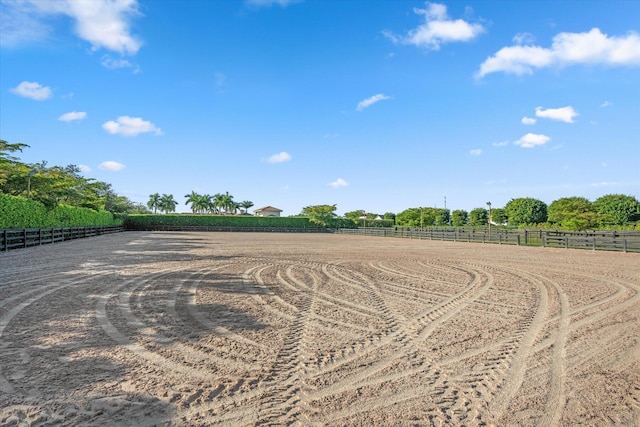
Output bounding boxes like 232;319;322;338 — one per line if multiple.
1;225;124;252
335;228;640;253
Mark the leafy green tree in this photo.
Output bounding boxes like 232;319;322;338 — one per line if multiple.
548;197;596;230
240;200;254;214
147;193;161;213
469;208;488;226
593;194;640;226
505;197;548;226
451;210;468;226
301;204;338;227
159;194;177;214
185;191;201;213
491;207;507;225
344;210;366;222
383;212;396;222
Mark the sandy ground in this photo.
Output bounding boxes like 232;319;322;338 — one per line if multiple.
0;231;638;426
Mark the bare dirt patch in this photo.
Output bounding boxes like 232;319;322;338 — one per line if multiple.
1;231;639;426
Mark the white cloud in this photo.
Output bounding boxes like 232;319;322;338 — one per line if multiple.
102;116;162;136
521;116;537;125
58;111;87;122
1;0;142;55
78;164;92;172
469;149;482;156
10;81;52;100
492;140;509;147
98;161;125;171
477;28;640;78
535;106;578;123
356;94;390;111
592;181;617;187
601;100;612;107
513;32;535;45
265;151;291;164
329;178;349;188
101;56;141;72
514;133;550;148
384;2;484;50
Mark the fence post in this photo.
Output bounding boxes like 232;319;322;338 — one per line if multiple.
23;229;27;248
624;239;627;253
516;235;520;246
39;228;43;245
3;230;7;251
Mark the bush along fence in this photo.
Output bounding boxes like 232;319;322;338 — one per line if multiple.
123;214;327;232
335;227;640;253
1;225;124;252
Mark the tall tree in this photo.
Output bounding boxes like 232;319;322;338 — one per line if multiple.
147;193;161;214
240;200;254;214
159;194;177;214
451;210;468;226
184;191;201;213
301;204;338;227
593;194;640;226
469;208;488;226
505;198;548;226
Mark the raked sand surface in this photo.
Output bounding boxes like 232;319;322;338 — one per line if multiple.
1;231;639;426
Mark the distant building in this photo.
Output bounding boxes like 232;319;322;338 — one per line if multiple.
254;206;283;217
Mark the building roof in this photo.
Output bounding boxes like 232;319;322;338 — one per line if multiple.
254;206;283;212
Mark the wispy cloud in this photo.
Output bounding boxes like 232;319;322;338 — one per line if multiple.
477;28;640;78
1;0;143;55
514;133;550;148
10;81;52;100
98;161;125;171
58;111;87;122
102;116;162;137
535;106;578;123
383;2;484;50
469;149;482;156
601;100;613;108
329;178;349;188
521;116;536;125
356;94;390;111
78;164;92;173
265;151;291;164
492;140;509;147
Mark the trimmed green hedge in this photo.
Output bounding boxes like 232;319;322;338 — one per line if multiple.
124;214;323;229
0;193;120;228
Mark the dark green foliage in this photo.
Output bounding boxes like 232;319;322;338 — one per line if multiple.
0;194;119;229
124;214;323;229
451;210;468;226
504;198;548;226
593;194;640;226
548;197;596;230
469;208;488;226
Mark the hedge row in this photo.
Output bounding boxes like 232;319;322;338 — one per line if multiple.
0;194;120;229
124;214;323;229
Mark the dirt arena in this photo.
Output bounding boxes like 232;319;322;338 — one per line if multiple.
1;231;638;426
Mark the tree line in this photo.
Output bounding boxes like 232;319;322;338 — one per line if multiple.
302;195;640;231
1;140;147;216
146;191;254;215
3;140;637;231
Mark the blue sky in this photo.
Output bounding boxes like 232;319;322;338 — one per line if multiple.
1;0;639;216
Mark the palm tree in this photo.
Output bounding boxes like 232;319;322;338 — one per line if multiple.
147;193;161;214
212;193;225;214
220;191;234;214
159;194;178;214
184;191;201;213
240;200;254;215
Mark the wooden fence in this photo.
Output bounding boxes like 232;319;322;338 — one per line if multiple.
1;225;124;252
335;228;640;253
